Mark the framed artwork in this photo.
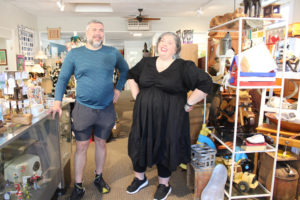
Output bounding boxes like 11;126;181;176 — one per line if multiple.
0;49;8;66
18;25;34;65
16;55;25;71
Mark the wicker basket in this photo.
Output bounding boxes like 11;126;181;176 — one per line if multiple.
12;114;33;125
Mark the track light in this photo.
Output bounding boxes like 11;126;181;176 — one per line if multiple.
56;1;61;7
196;8;204;15
56;0;65;12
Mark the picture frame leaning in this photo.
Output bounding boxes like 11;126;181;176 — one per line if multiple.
0;49;7;66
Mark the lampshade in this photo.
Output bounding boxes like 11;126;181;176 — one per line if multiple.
32;64;45;73
35;50;47;60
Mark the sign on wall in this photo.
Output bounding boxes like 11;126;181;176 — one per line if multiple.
48;28;61;40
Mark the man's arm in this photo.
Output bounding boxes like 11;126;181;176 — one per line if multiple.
49;100;62;118
49;51;75;118
113;50;129;103
115;50;129;91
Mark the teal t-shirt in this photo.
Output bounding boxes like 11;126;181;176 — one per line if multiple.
55;45;129;109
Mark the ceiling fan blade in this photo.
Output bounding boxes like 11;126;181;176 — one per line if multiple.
142;18;161;21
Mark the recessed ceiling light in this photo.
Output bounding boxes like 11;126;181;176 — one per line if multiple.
74;3;113;13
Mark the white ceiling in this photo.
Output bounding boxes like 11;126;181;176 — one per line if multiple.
7;0;242;18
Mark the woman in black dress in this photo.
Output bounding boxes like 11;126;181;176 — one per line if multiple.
126;32;212;200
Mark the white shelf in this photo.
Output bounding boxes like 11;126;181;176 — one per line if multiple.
210;132;276;154
276;72;300;79
228;85;281;89
225;182;271;199
208;17;286;32
205;17;288;200
262;105;298;114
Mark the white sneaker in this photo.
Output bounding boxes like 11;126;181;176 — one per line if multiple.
246;134;265;144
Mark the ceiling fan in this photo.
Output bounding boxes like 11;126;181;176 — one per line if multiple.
129;8;160;22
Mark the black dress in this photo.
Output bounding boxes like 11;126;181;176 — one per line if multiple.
128;57;212;172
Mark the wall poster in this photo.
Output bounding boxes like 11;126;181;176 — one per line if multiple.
18;25;34;65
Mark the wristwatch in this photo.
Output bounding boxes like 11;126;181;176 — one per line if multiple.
184;102;193;111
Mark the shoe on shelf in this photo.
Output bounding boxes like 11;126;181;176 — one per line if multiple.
69;184;85;200
246;134;265;144
153;184;172;200
126;176;148;194
94;174;111;194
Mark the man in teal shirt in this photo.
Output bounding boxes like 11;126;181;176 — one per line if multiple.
49;20;129;199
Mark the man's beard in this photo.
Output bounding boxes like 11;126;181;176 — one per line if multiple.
88;39;103;48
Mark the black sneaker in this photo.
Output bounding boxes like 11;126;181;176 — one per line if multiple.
94;174;110;194
126;176;148;194
69;184;85;200
153;184;172;200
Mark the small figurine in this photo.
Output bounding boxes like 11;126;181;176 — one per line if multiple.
16;190;23;200
6;180;11;187
15;183;20;191
13;173;19;183
3;192;10;200
30;173;40;190
23;184;30;199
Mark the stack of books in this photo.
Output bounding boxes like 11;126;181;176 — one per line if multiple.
241;141;267;151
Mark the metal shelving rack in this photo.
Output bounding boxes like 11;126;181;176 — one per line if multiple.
205;17;288;199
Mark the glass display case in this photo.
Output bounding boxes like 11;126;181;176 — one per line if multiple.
0;102;72;199
59;103;72;190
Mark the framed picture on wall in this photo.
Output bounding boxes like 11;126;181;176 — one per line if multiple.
16;55;25;71
0;49;8;66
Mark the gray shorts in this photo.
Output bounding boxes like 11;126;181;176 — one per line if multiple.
71;102;116;141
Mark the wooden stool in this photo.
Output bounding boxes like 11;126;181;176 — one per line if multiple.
187;163;214;200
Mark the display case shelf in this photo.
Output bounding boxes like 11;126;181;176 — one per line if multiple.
0;112;49;148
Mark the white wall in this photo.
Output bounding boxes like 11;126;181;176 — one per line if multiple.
0;0;38;71
0;1;36;29
292;0;300;22
0;38;5;48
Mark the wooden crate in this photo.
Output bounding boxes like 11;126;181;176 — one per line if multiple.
187;163;213;200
